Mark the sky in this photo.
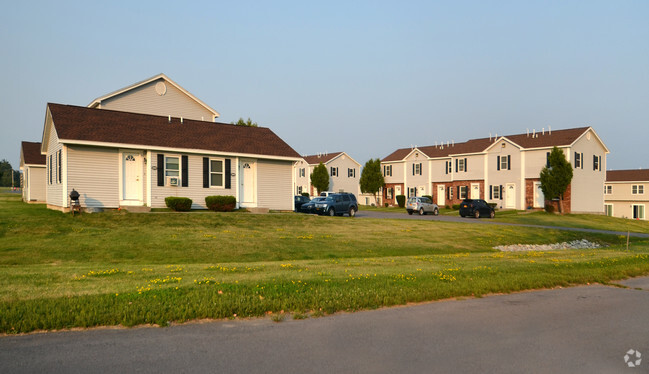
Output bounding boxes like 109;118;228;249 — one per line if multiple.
1;1;648;171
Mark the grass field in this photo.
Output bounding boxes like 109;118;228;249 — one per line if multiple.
1;190;648;333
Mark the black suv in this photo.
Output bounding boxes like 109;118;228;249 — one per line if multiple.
313;193;358;217
459;199;495;218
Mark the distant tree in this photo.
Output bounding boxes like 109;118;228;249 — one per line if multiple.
232;118;258;127
540;146;573;214
310;163;329;195
0;160;16;187
360;158;384;206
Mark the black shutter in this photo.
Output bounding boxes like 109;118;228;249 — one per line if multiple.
58;150;62;183
546;152;550;167
49;155;52;184
464;158;467;172
181;155;188;187
412;164;415;175
446;186;450;200
225;159;231;189
581;153;584;169
455;159;458;173
445;162;448;174
593;155;597;171
497;156;500;171
419;163;422;175
157;154;164;186
500;185;503;200
489;185;493;200
383;165;386;176
574;152;578;168
507;155;511;170
457;186;460;199
203;157;209;188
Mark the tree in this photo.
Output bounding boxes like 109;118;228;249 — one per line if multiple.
359;158;384;206
540;146;573;214
310;162;329;195
232;117;258;127
0;159;17;187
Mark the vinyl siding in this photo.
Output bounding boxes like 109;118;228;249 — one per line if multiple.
149;153;234;209
27;166;46;202
257;160;293;210
46;126;64;207
100;78;215;121
294;159;310;195
326;156;360;196
570;130;606;213
67;146;119;208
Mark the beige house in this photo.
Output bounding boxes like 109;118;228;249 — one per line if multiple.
381;127;609;214
88;73;220;121
294;152;361;197
19;141;46;203
604;169;649;220
41;104;300;212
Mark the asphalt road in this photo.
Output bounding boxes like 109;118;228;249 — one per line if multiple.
356;210;649;238
1;278;648;374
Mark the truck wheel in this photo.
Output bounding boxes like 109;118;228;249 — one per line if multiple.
419;208;425;216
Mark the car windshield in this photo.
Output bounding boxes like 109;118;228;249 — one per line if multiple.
407;198;417;203
312;197;326;202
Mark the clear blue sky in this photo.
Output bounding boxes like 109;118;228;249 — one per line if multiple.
1;1;647;170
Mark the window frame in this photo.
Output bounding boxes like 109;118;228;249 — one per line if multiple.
632;185;644;195
459;186;467;199
414;163;421;175
604;185;612;195
208;158;225;188
632;204;645;220
500;156;508;171
492;185;500;200
165;156;180;179
604;204;613;217
458;159;465;172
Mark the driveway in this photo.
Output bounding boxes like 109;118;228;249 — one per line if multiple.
356;210;649;238
1;278;648;373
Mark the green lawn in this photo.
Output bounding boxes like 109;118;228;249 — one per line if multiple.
1;192;648;333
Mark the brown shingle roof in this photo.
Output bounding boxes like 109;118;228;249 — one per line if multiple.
47;103;300;159
382;127;590;162
21;141;45;165
606;169;649;182
303;152;343;165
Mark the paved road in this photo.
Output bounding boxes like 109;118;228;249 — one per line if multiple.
356;210;649;238
2;278;648;373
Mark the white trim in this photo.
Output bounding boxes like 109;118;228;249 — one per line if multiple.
604;203;613;217
570;127;611;154
207;157;226;189
632;204;645;220
23;163;46;168
87;73;220;119
61;146;68;207
483;137;523;153
146;150;152;207
57;138;302;162
119;150;144;206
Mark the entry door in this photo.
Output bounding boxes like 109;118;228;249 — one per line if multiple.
395;185;402;198
437;186;445;206
506;183;516;209
534;182;545;208
123;152;142;202
240;159;256;205
471;184;480;199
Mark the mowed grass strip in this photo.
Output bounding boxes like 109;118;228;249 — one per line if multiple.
1;192;648;333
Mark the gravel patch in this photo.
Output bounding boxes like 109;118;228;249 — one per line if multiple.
495;239;602;252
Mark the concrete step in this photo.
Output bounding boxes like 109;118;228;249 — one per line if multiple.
120;206;151;213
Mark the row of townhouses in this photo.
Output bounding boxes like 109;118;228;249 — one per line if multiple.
17;74;648;219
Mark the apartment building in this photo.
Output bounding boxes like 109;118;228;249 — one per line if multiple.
294;152;361;197
604;169;649;220
381;127;608;214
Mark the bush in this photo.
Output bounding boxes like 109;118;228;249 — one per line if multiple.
301;192;310;197
488;203;498;210
451;204;461;210
165;197;193;211
422;195;433;202
544;203;555;213
384;203;389;208
445;205;450;210
205;196;237;212
396;195;406;208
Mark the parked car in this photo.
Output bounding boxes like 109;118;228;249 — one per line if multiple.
319;191;335;197
459;199;495;218
406;196;439;216
313;193;358;217
300;197;327;214
294;195;311;212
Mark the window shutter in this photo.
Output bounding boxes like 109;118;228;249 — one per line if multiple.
157;154;164;187
181;155;188;187
203;158;209;188
383;165;386;176
49;155;52;184
507;155;511;170
225;159;231;189
546;152;550;167
497;156;500;171
446;186;450;200
419;163;422;175
593;155;597;171
489;185;493;200
58;150;62;183
455;159;458;173
412;164;415;175
574;152;578;168
457;186;460;198
599;156;602;171
464;158;467;172
500;185;503;200
445;162;448;174
580;153;583;169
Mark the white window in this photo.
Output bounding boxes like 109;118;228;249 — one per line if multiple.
458;159;465;172
348;168;356;178
299;168;305;177
330;167;338;177
297;186;303;195
604;204;613;217
500;156;509;170
604;185;612;195
459;186;467;199
632;185;644;195
492;185;500;199
632;204;645;220
386;188;394;199
574;152;583;169
449;187;453;200
209;159;224;187
165;156;180;177
414;163;421;175
593;155;601;171
383;165;392;177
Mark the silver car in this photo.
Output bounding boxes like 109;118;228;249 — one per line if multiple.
406;196;439;216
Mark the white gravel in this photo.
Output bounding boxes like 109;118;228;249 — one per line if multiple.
495;239;602;252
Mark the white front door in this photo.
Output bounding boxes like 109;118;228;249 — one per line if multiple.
240;159;256;206
506;183;516;209
437;185;445;206
122;152;142;204
395;185;402;197
534;182;545;208
471;184;480;199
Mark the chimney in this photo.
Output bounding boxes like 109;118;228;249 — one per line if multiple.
549;125;552;135
542;127;545;135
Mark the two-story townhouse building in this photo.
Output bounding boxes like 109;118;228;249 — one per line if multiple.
381;127;608;213
294;152;361;197
604;169;649;220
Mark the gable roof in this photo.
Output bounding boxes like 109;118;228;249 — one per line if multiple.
303;152;344;165
382;127;596;162
606;169;649;183
21;141;46;165
46;103;300;160
87;73;220;119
